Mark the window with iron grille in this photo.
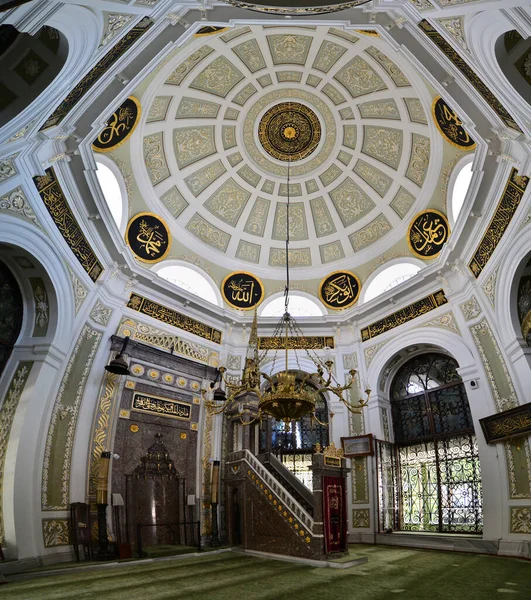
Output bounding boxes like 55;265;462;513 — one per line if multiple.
378;353;483;534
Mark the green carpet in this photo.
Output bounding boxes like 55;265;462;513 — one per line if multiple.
2;545;530;600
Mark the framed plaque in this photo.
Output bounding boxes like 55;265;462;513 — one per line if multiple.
341;434;374;458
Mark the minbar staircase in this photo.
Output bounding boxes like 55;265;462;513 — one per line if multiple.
226;449;334;560
257;452;315;516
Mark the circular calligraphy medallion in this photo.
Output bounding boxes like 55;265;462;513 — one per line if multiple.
194;26;230;37
258;102;321;162
222;271;264;311
407;210;450;259
92;96;141;153
125;212;171;264
319;271;361;311
432;97;476;150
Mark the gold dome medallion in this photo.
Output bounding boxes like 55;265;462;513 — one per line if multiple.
258;102;321;161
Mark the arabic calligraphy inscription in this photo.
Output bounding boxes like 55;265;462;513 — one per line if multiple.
126;213;171;263
92;97;141;152
432;97;476;150
320;271;361;310
408;210;450;259
222;272;264;310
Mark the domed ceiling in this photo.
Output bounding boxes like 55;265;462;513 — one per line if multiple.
128;25;445;279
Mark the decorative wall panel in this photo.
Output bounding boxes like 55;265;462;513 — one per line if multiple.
329;177;375;227
203;178;250;227
190;56;245;98
186;213;230;252
42;324;102;510
334;56;387;98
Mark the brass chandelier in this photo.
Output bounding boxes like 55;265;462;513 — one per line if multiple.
203;114;370;424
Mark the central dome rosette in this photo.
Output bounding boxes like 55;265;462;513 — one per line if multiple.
258;102;321;162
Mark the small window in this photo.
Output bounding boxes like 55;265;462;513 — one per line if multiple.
363;262;421;303
96;162;123;229
260;294;324;317
451;161;473;224
156;265;220;306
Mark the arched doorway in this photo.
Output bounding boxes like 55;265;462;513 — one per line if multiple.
0;260;23;380
378;352;483;534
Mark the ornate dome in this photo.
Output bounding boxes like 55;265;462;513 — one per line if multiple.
130;25;443;279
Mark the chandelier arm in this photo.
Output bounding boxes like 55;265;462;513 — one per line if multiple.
238;411;262;426
339;396;368;415
312;413;332;427
205;400;232;415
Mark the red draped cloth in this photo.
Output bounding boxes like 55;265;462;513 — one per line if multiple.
323;476;347;554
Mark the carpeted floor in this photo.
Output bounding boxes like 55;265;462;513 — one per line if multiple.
2;545;530;600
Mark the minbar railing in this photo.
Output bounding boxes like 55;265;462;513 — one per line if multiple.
228;449;315;534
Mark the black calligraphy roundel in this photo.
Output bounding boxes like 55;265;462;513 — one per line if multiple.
92;97;141;153
432;97;476;150
319;271;361;310
408;210;450;259
126;212;171;263
222;271;264;311
194;26;229;37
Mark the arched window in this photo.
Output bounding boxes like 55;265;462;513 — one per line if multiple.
363;262;421;303
156;264;220;306
260;294;324;317
259;373;329;491
449;158;474;225
95;161;124;230
0;260;23;379
380;352;482;534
